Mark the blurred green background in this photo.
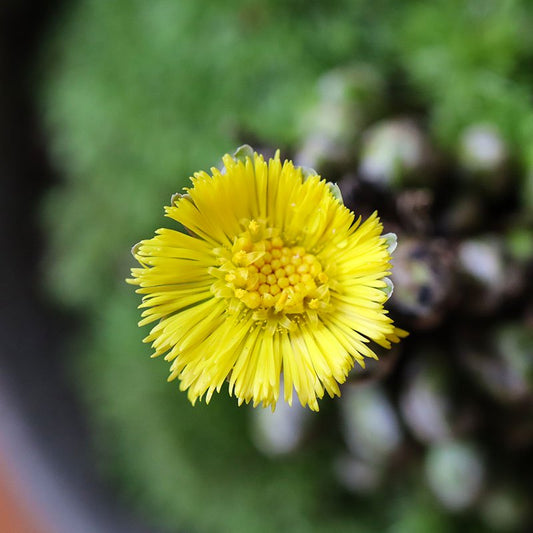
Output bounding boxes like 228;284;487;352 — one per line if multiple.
36;1;533;532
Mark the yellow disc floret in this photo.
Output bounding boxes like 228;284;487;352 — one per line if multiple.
214;219;330;320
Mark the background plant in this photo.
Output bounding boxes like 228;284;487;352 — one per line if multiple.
39;1;533;531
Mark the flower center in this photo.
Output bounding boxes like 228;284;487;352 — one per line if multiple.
218;220;330;315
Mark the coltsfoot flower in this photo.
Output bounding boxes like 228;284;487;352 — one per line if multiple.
127;147;407;411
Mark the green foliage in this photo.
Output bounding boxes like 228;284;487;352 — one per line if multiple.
39;0;533;531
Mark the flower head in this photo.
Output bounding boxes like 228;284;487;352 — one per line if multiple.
128;147;407;411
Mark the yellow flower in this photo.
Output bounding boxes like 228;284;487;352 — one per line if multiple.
128;147;407;411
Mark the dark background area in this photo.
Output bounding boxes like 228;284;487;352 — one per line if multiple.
0;3;157;532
